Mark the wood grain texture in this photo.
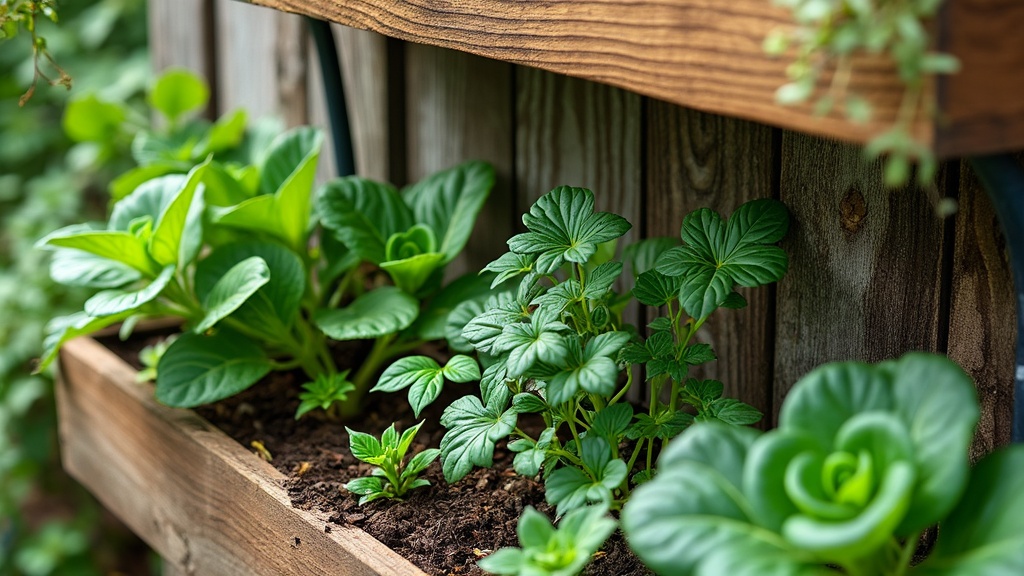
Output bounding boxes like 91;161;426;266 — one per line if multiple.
149;0;214;80
645;102;777;420
936;0;1024;156
57;337;424;576
405;44;515;276
948;159;1018;461
215;0;308;124
239;0;1024;156
773;133;949;424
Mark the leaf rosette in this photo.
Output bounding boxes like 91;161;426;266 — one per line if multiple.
623;353;982;576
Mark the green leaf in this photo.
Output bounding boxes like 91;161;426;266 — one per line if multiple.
37;311;133;372
483;251;535;288
295;372;355;419
633;269;682;307
62;94;126;143
440;395;517;482
195;256;271;333
404;448;440;478
507;186;632;274
656;199;788;320
380;250;447;294
195;242;305;338
624;236;679;277
199;109;248;155
149;162;207;267
915;446;1024;575
84;265;175;317
109;163;186;201
681;343;717;366
494;307;571;379
37;228;158;277
373;356;444;418
592;403;634;441
149;68;209;124
344;476;384;497
315;287;419;341
480;505;616;576
49;249;141;289
443;355;481;382
512;393;547;414
411;271;496;343
546;437;625;515
706;398;763;426
687;378;724;402
347;427;385;464
626;412;694;440
402;160;495;263
509;428;555;477
155;330;272;407
583;262;623;299
317;177;415;264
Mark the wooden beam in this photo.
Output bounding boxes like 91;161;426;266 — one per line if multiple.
57;337;424;576
241;0;1024;157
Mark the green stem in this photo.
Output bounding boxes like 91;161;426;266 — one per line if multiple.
608;368;633;406
892;533;920;576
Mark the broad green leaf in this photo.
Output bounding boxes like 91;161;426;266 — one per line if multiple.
195;242;304;337
634;269;683;307
110;163;187;201
687;378;724;402
546;437;626;515
380;251;447;295
199;109;247;156
63;94;126;143
656;199;788;320
443;355;481;382
84;265;175;317
545;332;628;404
37;311;132;372
507;186;632;274
345;476;384;497
317;177;414;264
149;162;207;267
195;256;270;333
155;329;272;407
38;228;158;277
315;287;418;340
402;160;495;263
404;448;441;478
915;446;1024;575
512;392;547;414
373;356;444;418
509;428;555;477
149;68;209;124
707;398;763;426
494;307;571;378
583;261;623;299
347;427;385;463
440;395;517;482
591;403;634;441
49;249;141;288
201;162;256;207
259;126;322;195
461;292;529;355
681;343;717;366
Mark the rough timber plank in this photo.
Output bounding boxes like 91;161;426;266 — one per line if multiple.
149;0;214;79
644;103;777;422
57;337;424;576
948;159;1019;461
215;0;308;125
773;133;948;423
336;26;397;182
405;44;515;276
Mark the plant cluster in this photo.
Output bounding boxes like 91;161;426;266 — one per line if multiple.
622;353;1024;575
37;70;497;421
344;422;440;504
765;0;959;186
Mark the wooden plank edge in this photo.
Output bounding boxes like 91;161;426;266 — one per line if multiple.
56;336;425;576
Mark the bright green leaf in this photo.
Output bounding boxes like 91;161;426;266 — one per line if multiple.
155;329;272;407
315;287;419;340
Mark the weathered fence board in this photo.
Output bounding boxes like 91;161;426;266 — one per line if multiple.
645;104;778;420
773;134;949;424
149;0;214;84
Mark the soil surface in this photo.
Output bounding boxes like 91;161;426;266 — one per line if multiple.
103;333;651;576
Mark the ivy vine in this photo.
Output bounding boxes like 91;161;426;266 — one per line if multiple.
765;0;960;187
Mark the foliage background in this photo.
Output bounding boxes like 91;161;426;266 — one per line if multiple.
0;0;153;573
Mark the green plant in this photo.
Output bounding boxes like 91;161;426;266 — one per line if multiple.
295;372;355;419
135;335;175;383
623;352;1024;575
765;0;959;186
36;75;496;418
428;190;786;514
478;505;617;576
344;421;440;504
0;0;69;104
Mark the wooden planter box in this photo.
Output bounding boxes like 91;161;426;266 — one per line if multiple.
56;337;425;576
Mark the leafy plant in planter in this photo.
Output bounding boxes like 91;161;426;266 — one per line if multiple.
36;101;496;418
387;188;788;529
623;352;1024;575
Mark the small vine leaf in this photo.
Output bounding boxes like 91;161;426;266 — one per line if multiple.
507;186;632;274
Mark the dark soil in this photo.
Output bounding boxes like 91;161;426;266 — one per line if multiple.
102;333;651;576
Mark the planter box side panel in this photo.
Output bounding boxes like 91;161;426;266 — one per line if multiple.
56;337;424;576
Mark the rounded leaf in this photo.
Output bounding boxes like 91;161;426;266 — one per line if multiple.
315;287;419;340
155;330;271;407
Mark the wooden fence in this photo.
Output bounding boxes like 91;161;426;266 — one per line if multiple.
149;0;1017;457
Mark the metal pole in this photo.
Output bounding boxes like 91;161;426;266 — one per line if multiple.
306;17;356;178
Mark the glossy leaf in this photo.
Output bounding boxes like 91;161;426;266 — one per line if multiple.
440;395;517;483
195;256;270;333
317;177;414;264
155;330;272;407
84;264;175;317
49;249;140;289
402;160;494;263
315;287;418;341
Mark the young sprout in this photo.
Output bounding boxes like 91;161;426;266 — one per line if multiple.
344;421;439;505
295;371;355;419
135;335;177;383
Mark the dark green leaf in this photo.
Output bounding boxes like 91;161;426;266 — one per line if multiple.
155;329;272;407
633;269;683;307
591;403;634;441
626;412;694;440
317;177;414;264
315;287;419;341
624;236;679;278
583;262;623;299
411;271;496;343
347;427;385;463
706;398;763;426
402;160;494;263
440;395;517;482
681;343;717;366
195;257;270;332
483;251;535;288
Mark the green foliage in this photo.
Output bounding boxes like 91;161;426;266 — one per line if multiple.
295;372;356;420
37;73;497;419
621;353;1024;576
344;422;440;504
0;0;70;105
478;505;617;576
766;0;956;186
433;190;788;574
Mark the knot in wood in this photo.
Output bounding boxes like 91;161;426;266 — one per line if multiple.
839;188;867;235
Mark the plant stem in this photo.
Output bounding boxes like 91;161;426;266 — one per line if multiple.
608;369;633;406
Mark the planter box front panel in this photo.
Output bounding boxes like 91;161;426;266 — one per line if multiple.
56;337;424;576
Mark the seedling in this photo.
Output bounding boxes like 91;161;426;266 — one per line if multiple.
344;421;440;504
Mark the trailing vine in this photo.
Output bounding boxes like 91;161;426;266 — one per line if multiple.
1;0;71;105
765;0;960;187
